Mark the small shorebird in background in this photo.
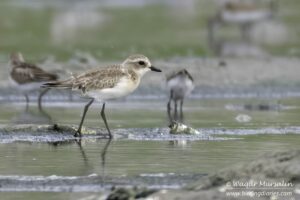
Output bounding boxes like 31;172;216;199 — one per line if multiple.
43;54;161;138
166;69;194;122
9;52;58;110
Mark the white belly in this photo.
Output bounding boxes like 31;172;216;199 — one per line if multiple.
85;77;139;101
167;77;194;100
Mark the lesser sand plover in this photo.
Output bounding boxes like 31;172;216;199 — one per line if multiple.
43;54;161;138
166;69;194;118
9;52;58;110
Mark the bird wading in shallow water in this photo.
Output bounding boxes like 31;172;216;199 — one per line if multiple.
166;69;194;122
9;52;58;110
43;54;161;139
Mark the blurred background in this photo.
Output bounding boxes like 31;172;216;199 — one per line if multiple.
0;0;300;98
0;0;299;61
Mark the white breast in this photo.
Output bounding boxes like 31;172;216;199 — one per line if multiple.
167;76;194;100
86;76;140;101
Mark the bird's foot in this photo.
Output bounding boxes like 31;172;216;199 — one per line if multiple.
108;133;113;139
74;130;82;138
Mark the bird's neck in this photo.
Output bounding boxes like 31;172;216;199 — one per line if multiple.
127;68;140;84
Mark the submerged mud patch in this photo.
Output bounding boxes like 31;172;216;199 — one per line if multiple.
0;124;214;143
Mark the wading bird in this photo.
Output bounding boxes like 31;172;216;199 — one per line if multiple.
43;54;161;139
166;69;194;122
9;52;58;110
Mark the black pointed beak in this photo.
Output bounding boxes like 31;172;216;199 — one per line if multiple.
149;66;162;72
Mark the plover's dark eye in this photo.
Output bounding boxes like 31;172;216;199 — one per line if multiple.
138;61;145;65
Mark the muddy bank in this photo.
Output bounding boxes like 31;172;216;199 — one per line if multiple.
0;124;213;143
148;150;300;200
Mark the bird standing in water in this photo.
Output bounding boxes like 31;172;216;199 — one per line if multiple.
166;69;194;122
43;54;161;139
9;52;58;110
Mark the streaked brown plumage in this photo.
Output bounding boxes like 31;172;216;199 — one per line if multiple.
10;53;57;84
45;65;130;93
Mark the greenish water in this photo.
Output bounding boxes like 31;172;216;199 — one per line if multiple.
0;97;300;200
0;134;300;177
1;98;299;129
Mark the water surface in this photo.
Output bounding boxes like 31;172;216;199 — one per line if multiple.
0;97;300;199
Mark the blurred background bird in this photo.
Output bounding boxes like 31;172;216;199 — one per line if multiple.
166;69;194;122
9;52;58;110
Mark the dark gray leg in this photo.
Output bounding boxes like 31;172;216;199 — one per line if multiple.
75;98;94;137
180;99;183;114
174;100;178;120
38;88;50;110
179;99;184;122
101;103;112;139
167;90;173;122
25;94;29;111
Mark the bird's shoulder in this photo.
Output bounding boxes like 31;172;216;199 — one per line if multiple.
77;64;125;79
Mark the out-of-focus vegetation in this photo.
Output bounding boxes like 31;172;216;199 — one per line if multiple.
0;0;299;61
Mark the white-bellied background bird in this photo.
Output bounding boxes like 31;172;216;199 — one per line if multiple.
9;52;58;110
43;54;162;138
166;69;194;122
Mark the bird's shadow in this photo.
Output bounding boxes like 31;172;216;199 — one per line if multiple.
11;106;53;125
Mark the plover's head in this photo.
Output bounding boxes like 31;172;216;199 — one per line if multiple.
10;52;25;66
123;54;161;76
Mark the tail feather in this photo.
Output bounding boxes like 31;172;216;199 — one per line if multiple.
37;73;58;82
42;80;72;89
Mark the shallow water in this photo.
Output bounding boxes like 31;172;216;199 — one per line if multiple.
0;97;300;199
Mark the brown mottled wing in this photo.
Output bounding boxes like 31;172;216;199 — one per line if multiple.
11;63;58;84
71;65;126;93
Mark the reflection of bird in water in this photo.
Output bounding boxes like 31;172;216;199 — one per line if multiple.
166;69;194;122
100;139;112;186
47;138;112;186
9;52;58;110
10;107;53;125
43;54;161;139
47;138;91;171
